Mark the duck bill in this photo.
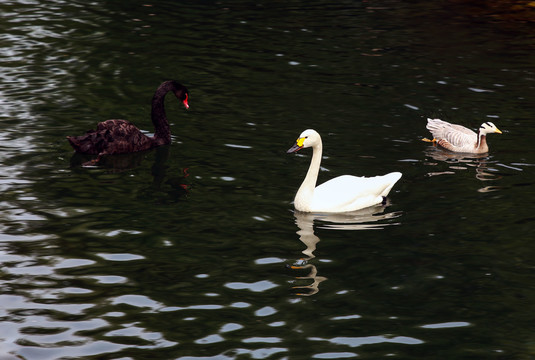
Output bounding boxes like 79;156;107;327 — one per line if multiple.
495;128;502;134
287;144;303;153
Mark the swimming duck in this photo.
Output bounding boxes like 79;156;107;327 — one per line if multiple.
423;118;502;153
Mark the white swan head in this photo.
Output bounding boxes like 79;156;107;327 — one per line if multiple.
287;129;321;153
479;122;502;135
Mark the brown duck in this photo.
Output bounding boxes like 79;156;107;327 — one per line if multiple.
422;118;502;154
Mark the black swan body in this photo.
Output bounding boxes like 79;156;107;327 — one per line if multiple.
67;80;189;163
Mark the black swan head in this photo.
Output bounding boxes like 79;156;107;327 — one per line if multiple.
171;80;189;109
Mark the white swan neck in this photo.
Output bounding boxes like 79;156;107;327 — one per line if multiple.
295;140;322;210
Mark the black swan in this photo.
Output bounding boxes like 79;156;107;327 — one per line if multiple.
67;80;189;164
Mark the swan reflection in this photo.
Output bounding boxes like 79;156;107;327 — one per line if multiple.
290;206;401;296
71;146;191;202
70;148;151;170
423;147;502;183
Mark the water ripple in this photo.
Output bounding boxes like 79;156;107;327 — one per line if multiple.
0;1;534;359
309;335;424;347
224;280;279;292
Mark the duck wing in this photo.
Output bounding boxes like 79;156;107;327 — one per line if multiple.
426;118;477;148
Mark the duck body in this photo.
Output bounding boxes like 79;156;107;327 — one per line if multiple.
288;129;402;213
425;118;501;153
67;80;189;162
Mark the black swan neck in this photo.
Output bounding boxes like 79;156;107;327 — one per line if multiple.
151;81;187;145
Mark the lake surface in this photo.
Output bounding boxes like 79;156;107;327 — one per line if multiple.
1;0;534;359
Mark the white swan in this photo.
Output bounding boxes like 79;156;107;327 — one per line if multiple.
287;129;402;213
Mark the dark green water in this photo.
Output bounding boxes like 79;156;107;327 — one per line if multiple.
1;0;535;359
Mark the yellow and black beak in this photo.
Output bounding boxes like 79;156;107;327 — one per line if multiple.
495;128;502;134
287;137;305;153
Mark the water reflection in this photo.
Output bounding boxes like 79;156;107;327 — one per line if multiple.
69;144;170;170
423;146;502;183
70;149;151;170
70;146;191;202
290;261;327;297
1;0;534;356
290;206;401;296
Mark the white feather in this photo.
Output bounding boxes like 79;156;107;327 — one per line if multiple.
288;129;402;213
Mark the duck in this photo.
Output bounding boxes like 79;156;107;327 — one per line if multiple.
287;129;402;213
67;80;189;164
423;118;502;153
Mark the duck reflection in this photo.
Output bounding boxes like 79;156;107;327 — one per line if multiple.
290;205;401;296
423;146;502;183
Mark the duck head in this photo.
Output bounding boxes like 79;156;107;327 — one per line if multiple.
479;122;502;135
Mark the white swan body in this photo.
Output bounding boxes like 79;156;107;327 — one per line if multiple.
287;129;402;213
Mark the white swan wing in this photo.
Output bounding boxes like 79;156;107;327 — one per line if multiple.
311;172;402;212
